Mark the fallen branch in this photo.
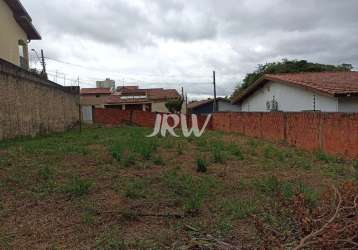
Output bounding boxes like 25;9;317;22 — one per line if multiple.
292;185;343;250
100;210;185;219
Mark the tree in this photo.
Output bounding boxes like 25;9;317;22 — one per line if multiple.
165;98;184;113
232;59;353;98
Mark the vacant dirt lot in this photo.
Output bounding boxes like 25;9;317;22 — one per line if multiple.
0;126;357;249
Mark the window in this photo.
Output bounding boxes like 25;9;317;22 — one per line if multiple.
18;40;28;69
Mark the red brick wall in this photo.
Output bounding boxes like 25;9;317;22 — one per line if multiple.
213;112;358;159
93;108;213;130
94;109;358;159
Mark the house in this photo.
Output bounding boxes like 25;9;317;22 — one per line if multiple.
232;72;358;112
80;88;112;123
80;88;112;108
96;78;115;91
0;0;41;69
188;97;241;115
105;86;184;113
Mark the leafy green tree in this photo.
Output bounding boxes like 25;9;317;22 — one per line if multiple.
232;59;353;98
165;98;184;113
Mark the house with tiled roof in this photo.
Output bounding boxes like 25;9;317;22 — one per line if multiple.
80;86;184;121
105;86;183;113
232;72;358;112
80;88;112;107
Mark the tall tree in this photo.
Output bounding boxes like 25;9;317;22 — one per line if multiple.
232;59;353;98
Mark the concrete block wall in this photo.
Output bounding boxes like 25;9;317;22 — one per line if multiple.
0;59;79;140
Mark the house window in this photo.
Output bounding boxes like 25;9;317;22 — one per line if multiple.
18;40;28;69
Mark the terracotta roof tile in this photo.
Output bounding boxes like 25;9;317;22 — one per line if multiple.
147;89;180;100
188;98;229;109
232;72;358;104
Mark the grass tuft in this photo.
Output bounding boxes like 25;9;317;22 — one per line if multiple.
63;176;93;197
196;158;208;173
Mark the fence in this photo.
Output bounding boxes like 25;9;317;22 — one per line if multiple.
213;112;358;159
94;108;358;159
93;108;213;129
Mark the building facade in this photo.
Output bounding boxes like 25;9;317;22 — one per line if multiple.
233;72;358;112
0;0;41;69
96;78;115;91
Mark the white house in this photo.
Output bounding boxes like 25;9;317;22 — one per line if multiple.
232;72;358;112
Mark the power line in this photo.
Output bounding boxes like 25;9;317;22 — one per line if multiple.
44;56;212;81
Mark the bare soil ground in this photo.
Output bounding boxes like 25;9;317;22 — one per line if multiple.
0;126;357;249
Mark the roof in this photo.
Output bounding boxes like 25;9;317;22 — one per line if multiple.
80;88;112;95
232;72;358;104
4;0;41;40
116;86;139;92
105;95;151;105
146;89;180;100
103;88;180;105
188;97;229;109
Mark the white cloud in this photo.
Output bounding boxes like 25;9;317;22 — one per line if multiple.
24;0;358;98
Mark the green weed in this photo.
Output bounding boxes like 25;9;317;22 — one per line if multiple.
95;227;126;250
123;178;147;199
153;156;165;166
163;169;217;213
196;158;208;173
63;176;93;197
227;144;244;160
212;146;226;164
221;199;257;220
315;151;339;164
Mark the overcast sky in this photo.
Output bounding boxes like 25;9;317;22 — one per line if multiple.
23;0;358;99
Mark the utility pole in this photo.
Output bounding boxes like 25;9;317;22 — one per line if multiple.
213;70;217;113
185;93;188;115
41;49;47;76
77;76;82;133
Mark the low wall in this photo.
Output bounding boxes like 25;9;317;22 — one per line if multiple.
0;59;79;140
213;112;358;159
93;108;213;130
93;108;358;159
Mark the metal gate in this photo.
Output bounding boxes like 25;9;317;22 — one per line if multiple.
81;106;93;124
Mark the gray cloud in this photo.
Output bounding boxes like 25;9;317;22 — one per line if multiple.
23;0;358;98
